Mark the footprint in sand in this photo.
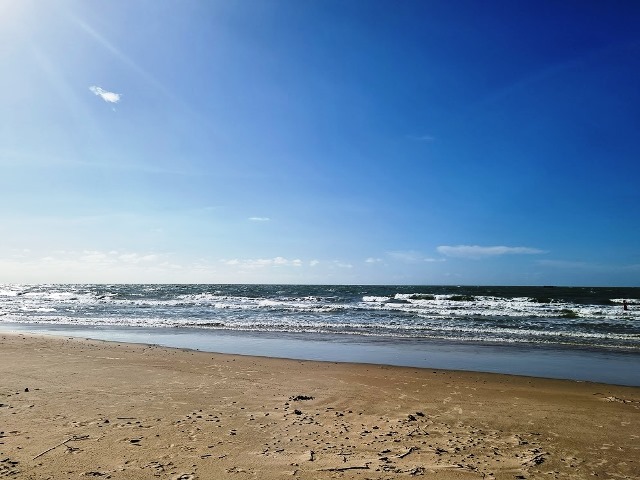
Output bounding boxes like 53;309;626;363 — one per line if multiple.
0;458;20;477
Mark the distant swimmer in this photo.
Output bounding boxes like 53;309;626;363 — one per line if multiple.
623;299;628;311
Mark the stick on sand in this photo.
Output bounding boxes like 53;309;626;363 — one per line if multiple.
33;435;90;460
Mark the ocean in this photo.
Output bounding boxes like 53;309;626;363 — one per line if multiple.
1;284;639;385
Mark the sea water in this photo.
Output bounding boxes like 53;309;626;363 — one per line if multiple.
1;284;638;385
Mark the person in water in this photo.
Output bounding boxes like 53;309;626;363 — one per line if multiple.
623;299;628;311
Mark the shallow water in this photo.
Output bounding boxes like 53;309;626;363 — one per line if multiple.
2;321;638;386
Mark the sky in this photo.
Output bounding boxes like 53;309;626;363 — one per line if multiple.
1;0;639;286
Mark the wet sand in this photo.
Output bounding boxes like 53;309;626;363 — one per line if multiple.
0;333;638;479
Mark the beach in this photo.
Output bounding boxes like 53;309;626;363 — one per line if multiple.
1;333;638;479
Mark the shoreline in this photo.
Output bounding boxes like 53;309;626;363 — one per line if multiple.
1;333;639;479
2;322;639;386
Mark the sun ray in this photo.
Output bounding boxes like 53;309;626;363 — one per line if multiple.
67;13;179;103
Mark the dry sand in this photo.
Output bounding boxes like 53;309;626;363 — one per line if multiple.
0;333;638;479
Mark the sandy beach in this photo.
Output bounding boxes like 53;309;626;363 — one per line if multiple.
0;334;638;479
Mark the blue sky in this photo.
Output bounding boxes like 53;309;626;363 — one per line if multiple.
1;0;639;285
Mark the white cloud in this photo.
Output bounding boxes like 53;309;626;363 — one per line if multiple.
222;256;302;269
119;253;159;263
388;251;443;263
89;85;121;104
365;257;382;263
437;245;545;259
248;217;270;222
334;262;353;269
309;260;320;267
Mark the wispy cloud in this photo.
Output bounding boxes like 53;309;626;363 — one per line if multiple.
222;256;302;269
334;261;353;269
89;85;121;104
248;217;270;222
73;250;165;266
388;250;443;263
437;245;546;259
0;249;181;283
407;133;436;142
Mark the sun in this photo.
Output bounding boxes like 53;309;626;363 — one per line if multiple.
0;0;41;39
0;0;29;18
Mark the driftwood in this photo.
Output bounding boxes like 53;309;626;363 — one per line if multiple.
33;435;90;460
318;463;370;472
398;446;418;459
407;426;430;437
